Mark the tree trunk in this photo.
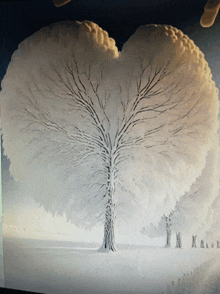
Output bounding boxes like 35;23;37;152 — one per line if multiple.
217;241;220;248
192;235;197;248
200;240;205;248
98;150;116;252
176;232;182;248
99;197;116;252
165;229;171;247
164;213;172;248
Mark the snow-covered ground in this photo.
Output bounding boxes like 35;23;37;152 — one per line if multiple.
3;236;220;294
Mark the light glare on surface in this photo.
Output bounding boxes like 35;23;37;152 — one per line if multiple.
53;0;71;7
201;0;220;27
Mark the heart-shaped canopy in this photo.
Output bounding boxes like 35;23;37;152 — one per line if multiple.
0;21;218;229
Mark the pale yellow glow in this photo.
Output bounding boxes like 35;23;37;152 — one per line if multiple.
81;21;119;58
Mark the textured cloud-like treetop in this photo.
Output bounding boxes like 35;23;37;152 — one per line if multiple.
81;21;119;58
0;21;218;228
123;23;215;85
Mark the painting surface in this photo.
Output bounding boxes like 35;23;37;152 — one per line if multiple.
1;1;220;293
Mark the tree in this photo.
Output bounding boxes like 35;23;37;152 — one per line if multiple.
170;134;219;246
201;240;205;248
141;212;173;247
0;21;219;252
141;213;173;248
142;134;219;248
192;235;197;248
175;232;182;248
205;177;220;245
164;213;173;248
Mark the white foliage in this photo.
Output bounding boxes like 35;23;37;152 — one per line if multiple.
205;129;220;241
141;217;167;238
171;133;220;236
142;134;220;238
206;197;220;241
0;21;219;229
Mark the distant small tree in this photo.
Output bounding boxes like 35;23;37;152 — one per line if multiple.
142;136;219;249
176;232;182;248
170;136;219;247
141;212;173;248
164;213;173;248
205;181;220;248
192;235;197;248
200;240;205;248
